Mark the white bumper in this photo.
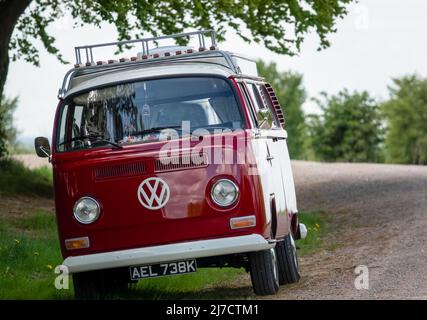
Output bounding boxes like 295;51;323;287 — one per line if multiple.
63;234;274;274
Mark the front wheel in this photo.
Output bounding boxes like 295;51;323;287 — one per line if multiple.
249;248;279;296
276;233;300;285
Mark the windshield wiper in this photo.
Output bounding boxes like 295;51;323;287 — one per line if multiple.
204;126;230;131
131;126;182;136
59;135;122;149
92;139;122;149
129;125;230;140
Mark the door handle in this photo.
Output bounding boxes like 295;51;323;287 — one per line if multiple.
266;136;286;142
253;130;261;139
266;155;274;161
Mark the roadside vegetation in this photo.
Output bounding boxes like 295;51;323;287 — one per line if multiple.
296;211;330;257
0;158;52;198
0;95;18;158
258;63;427;165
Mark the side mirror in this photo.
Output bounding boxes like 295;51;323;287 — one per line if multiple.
34;137;51;159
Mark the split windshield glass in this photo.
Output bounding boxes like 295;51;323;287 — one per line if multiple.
57;77;244;152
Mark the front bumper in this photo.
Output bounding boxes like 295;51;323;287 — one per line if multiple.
63;234;274;274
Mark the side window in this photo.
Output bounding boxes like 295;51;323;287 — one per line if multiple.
72;106;84;138
238;82;257;128
258;84;276;112
57;105;68;151
246;83;278;129
57;104;86;152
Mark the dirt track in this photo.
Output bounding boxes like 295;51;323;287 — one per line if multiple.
272;161;427;299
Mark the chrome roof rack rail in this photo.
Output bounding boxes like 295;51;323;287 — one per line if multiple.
58;50;238;98
74;30;216;65
57;30;257;99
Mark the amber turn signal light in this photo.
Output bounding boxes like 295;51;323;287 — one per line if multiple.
65;237;90;250
230;215;256;229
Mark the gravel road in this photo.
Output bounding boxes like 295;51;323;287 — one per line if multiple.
272;161;427;299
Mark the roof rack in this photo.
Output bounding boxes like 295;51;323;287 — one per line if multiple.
58;30;259;98
74;29;217;65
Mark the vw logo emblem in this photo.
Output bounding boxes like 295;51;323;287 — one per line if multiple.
137;177;170;210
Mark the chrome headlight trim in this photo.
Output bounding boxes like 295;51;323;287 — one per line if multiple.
211;179;239;207
73;196;101;224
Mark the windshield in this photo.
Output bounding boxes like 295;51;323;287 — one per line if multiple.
56;77;244;152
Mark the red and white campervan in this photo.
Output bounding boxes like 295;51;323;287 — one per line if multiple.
35;30;307;298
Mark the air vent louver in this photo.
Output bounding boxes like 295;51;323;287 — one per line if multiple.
95;162;146;180
155;153;208;172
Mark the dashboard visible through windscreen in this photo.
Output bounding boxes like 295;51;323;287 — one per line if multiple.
56;76;244;152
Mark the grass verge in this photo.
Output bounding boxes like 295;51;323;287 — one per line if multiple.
0;158;53;198
297;210;330;256
0;211;70;299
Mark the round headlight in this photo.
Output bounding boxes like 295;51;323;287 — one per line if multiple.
73;197;100;224
211;179;239;207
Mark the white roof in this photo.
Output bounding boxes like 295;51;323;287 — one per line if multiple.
64;62;235;98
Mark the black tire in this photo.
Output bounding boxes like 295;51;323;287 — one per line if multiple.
73;269;129;299
276;233;300;285
249;248;280;296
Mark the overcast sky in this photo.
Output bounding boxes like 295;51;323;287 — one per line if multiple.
4;0;427;139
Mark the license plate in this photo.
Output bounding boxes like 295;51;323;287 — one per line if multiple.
129;259;197;280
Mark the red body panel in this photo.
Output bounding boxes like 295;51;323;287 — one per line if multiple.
51;79;290;259
52;132;270;259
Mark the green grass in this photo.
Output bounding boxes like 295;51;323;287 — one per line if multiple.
297;211;330;256
9;211;56;232
0;158;53;198
0;212;71;299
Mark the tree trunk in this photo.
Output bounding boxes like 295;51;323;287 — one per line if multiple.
0;0;33;105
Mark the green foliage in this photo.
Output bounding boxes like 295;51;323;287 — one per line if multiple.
382;75;427;164
0;95;19;158
297;211;330;256
308;90;384;162
257;60;307;159
10;0;353;66
7;142;34;155
0;158;53;198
